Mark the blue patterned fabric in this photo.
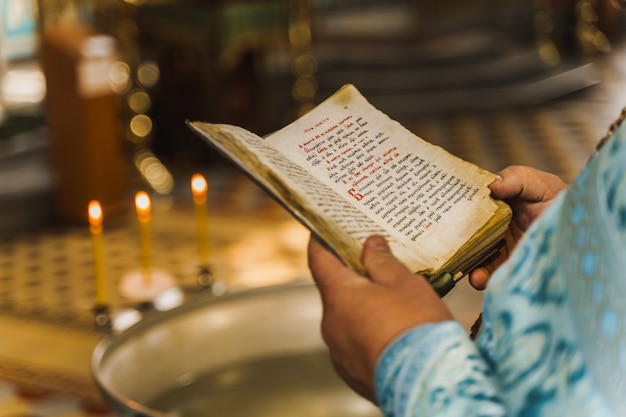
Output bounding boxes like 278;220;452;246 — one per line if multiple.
375;124;626;416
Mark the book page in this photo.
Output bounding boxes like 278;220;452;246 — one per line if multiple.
266;84;499;270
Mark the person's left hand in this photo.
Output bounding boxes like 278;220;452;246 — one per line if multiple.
308;234;453;403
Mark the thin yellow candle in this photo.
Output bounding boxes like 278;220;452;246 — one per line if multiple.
191;173;210;266
88;200;107;306
135;191;152;285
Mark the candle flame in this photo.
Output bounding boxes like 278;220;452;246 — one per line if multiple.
135;191;151;216
191;173;208;197
88;200;103;226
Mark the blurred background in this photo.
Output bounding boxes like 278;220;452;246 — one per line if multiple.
1;0;626;414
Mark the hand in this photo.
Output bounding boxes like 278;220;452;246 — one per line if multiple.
308;234;452;403
469;165;567;290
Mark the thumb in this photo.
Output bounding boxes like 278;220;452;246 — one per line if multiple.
489;165;565;202
361;235;419;287
469;267;490;290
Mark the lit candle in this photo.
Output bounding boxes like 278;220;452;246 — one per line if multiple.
135;191;152;285
88;200;107;306
191;173;210;266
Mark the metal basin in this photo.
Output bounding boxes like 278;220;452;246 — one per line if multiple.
91;282;381;417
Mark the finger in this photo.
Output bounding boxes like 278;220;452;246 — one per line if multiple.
307;235;354;290
490;165;550;201
490;165;565;202
488;166;528;200
469;267;490;290
361;236;427;290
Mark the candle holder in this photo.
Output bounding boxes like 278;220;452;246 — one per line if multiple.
92;304;112;333
197;265;213;288
197;264;227;296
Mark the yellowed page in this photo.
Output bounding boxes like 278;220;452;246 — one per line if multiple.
265;84;499;272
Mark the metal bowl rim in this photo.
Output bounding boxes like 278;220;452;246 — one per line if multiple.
90;281;318;417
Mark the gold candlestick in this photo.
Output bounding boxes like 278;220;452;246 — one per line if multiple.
191;173;210;266
88;200;107;306
134;191;152;285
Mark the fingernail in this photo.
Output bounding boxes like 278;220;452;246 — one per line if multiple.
367;235;389;252
494;175;503;182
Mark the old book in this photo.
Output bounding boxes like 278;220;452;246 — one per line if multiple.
187;84;511;295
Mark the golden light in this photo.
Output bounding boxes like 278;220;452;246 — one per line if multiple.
129;114;153;139
135;191;151;218
128;89;151;113
191;173;208;202
133;149;174;194
109;61;131;94
88;200;103;227
137;61;160;88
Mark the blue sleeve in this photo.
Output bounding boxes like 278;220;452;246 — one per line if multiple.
374;321;507;417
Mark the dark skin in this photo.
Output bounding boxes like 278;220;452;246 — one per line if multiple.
308;165;568;404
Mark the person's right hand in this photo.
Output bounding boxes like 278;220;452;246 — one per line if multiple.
469;165;567;290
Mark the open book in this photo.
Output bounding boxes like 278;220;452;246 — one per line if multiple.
188;84;511;295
